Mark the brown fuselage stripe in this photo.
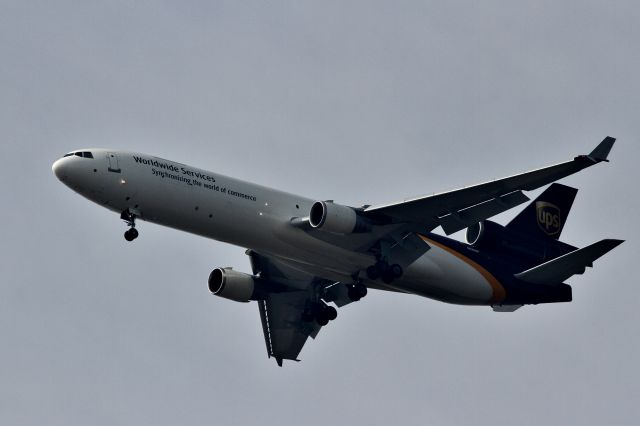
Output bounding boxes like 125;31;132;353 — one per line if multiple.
419;235;506;304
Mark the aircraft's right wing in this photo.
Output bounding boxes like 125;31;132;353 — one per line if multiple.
363;137;615;234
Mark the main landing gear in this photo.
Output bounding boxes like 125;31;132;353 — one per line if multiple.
347;282;368;302
121;209;139;242
366;260;403;284
302;301;338;326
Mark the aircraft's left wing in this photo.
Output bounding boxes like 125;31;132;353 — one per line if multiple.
257;291;321;366
248;251;336;366
364;137;615;234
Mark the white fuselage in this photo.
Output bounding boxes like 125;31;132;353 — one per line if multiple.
52;149;504;305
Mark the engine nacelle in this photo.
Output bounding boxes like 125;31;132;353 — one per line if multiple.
309;201;371;234
466;220;508;247
465;220;571;261
208;268;256;303
466;221;485;245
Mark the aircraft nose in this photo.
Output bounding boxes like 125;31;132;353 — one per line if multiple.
52;158;69;181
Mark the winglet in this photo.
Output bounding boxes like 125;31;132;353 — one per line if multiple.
588;136;616;162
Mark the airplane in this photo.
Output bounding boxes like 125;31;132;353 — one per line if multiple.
52;137;623;366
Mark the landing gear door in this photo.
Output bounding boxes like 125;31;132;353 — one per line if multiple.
107;152;121;173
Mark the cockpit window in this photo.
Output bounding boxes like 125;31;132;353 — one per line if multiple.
63;151;93;158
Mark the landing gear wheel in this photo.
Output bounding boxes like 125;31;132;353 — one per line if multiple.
375;260;389;275
347;286;360;301
325;306;338;321
316;309;329;326
390;264;403;278
366;265;380;280
302;306;315;322
354;283;367;298
348;283;368;301
124;228;138;241
367;260;392;282
381;270;394;284
121;209;139;242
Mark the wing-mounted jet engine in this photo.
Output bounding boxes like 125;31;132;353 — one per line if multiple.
308;201;372;234
307;201;406;285
208;267;267;303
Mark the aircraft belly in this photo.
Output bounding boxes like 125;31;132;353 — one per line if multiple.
400;243;496;304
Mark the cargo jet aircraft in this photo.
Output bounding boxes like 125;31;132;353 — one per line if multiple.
52;137;622;366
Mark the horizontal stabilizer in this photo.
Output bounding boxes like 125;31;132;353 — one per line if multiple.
514;239;624;285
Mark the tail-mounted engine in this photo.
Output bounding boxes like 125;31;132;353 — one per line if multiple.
465;220;537;254
466;220;575;261
465;221;500;246
309;201;372;234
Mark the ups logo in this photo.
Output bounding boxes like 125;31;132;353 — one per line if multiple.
536;202;561;235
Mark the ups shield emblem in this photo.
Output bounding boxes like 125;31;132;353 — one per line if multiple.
536;202;561;236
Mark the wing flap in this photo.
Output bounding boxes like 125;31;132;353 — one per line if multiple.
258;290;321;365
439;190;530;235
514;239;624;285
249;251;334;366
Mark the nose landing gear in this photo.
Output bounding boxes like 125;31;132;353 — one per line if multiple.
121;209;139;241
124;228;139;241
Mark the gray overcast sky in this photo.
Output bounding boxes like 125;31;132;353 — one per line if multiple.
1;1;638;425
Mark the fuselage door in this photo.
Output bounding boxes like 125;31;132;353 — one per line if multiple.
107;152;121;173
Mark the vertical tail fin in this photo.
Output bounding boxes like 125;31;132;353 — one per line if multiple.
506;183;578;240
